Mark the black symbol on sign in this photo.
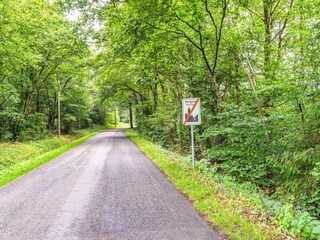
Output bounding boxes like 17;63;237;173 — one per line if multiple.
185;107;199;122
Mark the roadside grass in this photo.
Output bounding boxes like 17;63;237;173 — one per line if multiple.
105;120;130;129
0;125;105;187
126;129;283;240
116;122;131;128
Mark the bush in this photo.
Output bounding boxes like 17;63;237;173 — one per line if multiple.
19;113;48;141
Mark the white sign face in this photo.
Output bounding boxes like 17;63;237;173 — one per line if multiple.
182;98;201;125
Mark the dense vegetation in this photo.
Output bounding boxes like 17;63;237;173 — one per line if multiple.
0;0;106;141
0;125;105;187
95;0;319;221
0;0;319;238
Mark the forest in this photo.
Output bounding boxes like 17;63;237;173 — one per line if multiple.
0;0;319;238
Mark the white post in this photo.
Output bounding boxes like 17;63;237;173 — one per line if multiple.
191;125;195;167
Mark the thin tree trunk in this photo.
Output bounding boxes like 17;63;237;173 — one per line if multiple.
57;77;61;138
129;103;133;128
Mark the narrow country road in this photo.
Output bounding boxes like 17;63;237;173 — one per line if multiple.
0;129;222;240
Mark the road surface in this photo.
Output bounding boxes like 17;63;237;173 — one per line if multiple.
0;129;222;240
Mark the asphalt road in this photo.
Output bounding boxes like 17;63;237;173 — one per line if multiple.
0;129;222;240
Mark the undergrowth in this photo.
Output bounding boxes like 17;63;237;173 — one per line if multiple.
0;125;105;187
126;129;320;240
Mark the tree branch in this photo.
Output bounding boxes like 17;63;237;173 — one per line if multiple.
202;0;218;38
271;0;294;42
212;0;228;76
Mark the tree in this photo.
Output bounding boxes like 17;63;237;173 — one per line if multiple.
0;0;97;140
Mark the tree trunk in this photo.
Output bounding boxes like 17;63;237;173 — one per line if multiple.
57;77;61;138
129;103;133;128
263;0;272;82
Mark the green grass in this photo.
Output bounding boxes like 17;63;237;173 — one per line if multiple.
0;125;105;187
116;122;131;128
105;118;130;129
126;129;282;240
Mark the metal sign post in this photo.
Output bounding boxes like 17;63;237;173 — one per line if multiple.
191;125;195;167
182;98;201;167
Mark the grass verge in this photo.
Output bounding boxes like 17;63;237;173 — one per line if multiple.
0;125;105;187
126;129;284;240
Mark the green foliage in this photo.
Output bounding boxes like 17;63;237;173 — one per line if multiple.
126;129;280;239
128;129;320;239
94;0;320;225
0;0;319;237
0;0;105;141
0;125;105;186
22;113;48;141
202;107;278;187
0;109;24;141
90;103;108;125
274;204;320;239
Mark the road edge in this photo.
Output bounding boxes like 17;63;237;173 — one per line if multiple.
125;128;284;240
0;130;105;188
